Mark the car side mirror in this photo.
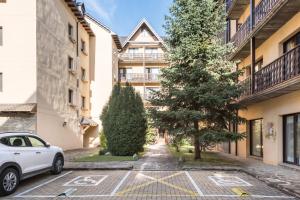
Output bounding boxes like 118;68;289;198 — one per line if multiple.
45;143;51;148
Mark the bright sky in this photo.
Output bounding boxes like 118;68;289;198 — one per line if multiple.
81;0;173;36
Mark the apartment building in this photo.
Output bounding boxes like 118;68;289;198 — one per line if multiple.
0;0;98;150
219;0;300;166
118;19;168;104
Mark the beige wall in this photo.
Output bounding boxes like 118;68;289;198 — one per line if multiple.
0;0;37;104
86;16;117;130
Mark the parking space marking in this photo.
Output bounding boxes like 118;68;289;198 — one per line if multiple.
209;175;252;186
110;171;131;196
185;171;204;196
63;175;108;187
116;171;197;197
14;171;73;198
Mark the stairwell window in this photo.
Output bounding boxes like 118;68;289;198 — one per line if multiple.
0;26;3;46
68;23;75;43
81;96;86;110
81;39;86;54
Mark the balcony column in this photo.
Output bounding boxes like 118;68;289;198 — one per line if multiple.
250;0;256;94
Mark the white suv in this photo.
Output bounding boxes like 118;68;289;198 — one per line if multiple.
0;132;64;196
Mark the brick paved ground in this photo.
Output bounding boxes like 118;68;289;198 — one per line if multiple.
9;170;294;200
134;139;179;170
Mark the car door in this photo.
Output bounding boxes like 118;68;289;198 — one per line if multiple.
26;136;53;169
6;136;37;174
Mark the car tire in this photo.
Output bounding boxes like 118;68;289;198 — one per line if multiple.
51;156;64;175
0;168;19;196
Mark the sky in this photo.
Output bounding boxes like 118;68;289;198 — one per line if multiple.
81;0;173;36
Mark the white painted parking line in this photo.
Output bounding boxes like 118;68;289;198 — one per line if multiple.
14;171;73;198
63;175;108;187
209;175;252;186
185;171;204;196
110;171;131;196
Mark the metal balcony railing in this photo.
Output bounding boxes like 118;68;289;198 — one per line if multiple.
231;17;251;49
239;77;251;98
119;73;160;83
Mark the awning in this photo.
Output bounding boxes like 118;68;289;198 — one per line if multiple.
0;104;37;113
80;117;98;127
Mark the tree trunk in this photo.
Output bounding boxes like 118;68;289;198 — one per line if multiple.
194;121;201;160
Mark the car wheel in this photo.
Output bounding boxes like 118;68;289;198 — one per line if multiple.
0;168;19;196
51;156;63;175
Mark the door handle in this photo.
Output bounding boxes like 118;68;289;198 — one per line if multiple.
36;152;41;154
14;152;20;155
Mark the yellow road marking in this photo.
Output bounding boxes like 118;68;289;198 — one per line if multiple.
116;172;197;196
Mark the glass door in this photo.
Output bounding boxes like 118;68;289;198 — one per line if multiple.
250;119;263;157
283;113;300;166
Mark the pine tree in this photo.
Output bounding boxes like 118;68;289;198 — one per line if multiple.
101;83;147;156
150;0;245;159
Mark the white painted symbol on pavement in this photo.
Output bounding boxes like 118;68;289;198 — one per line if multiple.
63;175;108;187
209;175;252;187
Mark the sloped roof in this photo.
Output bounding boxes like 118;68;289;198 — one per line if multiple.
121;19;166;48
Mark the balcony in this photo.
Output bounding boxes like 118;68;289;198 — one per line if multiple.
119;73;160;83
226;0;249;19
229;0;300;60
119;53;167;63
240;45;300;105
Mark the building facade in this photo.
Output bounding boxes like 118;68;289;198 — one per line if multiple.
219;0;300;166
118;19;168;104
85;14;121;147
0;0;98;150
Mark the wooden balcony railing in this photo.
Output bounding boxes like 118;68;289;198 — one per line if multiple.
230;0;282;50
231;17;251;49
239;77;251;98
119;73;160;83
254;45;300;93
255;0;280;27
119;53;166;62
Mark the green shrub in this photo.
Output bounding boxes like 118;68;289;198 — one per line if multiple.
100;131;107;149
100;83;147;156
146;126;158;145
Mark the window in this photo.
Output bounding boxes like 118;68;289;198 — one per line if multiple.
283;113;300;166
68;89;74;104
0;26;2;46
128;48;139;54
68;23;73;39
68;56;74;70
81;68;86;81
81;96;86;109
141;28;148;37
27;136;46;147
250;119;263;157
254;59;263;72
0;136;28;147
283;32;300;53
0;73;2;92
81;39;86;53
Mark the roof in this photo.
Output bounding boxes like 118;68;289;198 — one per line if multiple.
64;0;95;37
80;117;98;127
0;104;37;113
85;13;122;50
122;19;166;48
